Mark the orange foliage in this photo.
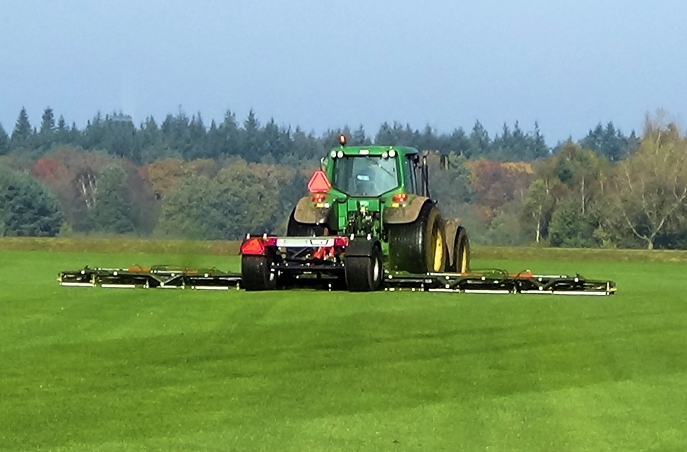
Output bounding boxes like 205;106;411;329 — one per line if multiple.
466;159;533;222
142;158;219;199
31;158;61;180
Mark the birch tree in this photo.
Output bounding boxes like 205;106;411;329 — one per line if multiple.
612;122;687;249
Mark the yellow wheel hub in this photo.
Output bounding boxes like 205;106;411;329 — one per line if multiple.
432;230;444;272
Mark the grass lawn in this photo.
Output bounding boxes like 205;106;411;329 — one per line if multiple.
1;249;686;451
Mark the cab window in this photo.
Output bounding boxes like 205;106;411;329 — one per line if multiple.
332;156;399;197
403;156;418;194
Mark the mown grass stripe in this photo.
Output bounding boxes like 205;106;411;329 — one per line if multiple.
0;250;686;450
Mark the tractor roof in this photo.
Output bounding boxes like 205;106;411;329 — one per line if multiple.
331;145;419;157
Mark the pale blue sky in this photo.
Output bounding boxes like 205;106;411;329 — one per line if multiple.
2;0;686;143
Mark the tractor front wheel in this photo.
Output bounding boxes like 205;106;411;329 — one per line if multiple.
345;245;383;292
241;252;277;291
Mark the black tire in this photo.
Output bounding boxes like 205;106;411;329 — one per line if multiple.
387;202;447;274
241;252;277;291
448;226;470;273
286;208;322;237
345;245;383;291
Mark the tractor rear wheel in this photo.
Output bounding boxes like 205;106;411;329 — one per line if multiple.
448;226;470;273
387;202;447;274
345;245;383;291
241;252;277;291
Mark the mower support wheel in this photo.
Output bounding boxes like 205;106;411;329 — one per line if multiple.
345;242;383;292
241;252;277;291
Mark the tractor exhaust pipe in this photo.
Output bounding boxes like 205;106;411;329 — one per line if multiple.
421;155;430;198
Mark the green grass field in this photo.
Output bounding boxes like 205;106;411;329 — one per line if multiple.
1;248;686;451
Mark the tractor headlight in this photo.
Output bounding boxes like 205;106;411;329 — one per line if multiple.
330;150;337;159
382;151;389;159
389;149;396;158
337;150;344;158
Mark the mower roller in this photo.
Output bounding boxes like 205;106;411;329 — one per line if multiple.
58;135;616;295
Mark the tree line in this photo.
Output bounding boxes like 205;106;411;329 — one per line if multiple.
1;107;638;165
4;106;681;250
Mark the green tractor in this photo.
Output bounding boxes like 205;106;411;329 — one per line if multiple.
241;135;470;291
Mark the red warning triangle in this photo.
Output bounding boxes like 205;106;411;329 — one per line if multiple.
307;170;331;193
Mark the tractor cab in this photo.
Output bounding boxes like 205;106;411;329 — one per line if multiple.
325;138;420;200
297;136;429;239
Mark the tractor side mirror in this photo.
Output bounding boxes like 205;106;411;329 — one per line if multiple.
320;157;327;171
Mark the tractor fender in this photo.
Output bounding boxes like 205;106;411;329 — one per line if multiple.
346;237;381;257
384;196;432;225
292;196;330;225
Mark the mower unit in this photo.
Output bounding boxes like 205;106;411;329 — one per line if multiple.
58;254;617;295
59;265;241;290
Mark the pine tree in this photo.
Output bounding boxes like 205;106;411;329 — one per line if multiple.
0;166;64;236
56;115;70;144
240;110;264;162
219;110;240;158
104;113;136;160
602;122;623;161
531;122;550;159
40;107;55;134
446;128;470;156
416;125;439;151
36;106;58;151
491;122;512;159
352;124;367;145
374;122;394;145
263;118;289;161
580;123;604;153
11;107;32;148
69;122;81;145
468;120;490;157
186;113;207;159
0;123;9;155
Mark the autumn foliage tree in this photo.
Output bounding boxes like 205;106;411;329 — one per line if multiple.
466;159;533;223
141;158;218;200
30;148;112;231
30;147;158;234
